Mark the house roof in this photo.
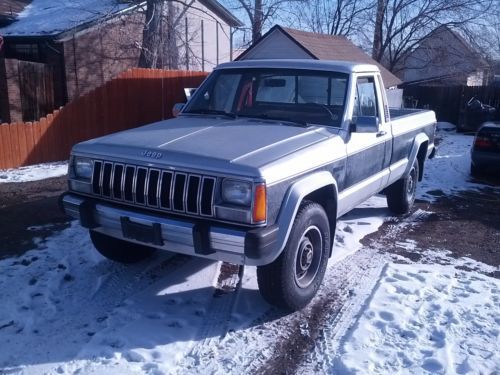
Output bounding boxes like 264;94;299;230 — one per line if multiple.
237;25;402;88
422;25;489;69
0;0;139;38
0;0;242;38
199;0;242;28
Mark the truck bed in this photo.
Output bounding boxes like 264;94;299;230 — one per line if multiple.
389;108;430;120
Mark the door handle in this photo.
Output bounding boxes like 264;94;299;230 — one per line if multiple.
376;130;387;137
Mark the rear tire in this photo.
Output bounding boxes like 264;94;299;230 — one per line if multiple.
470;163;482;177
386;159;419;215
90;231;156;263
257;201;330;311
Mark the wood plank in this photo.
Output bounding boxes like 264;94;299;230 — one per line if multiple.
0;124;12;169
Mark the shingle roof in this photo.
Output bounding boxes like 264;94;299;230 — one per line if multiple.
238;25;402;88
0;0;242;38
0;0;137;37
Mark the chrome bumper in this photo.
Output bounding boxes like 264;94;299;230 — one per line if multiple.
62;194;250;265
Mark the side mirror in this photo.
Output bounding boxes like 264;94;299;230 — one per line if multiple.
184;88;197;101
172;103;185;117
351;116;379;133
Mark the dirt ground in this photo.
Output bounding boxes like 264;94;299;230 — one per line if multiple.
0;176;70;260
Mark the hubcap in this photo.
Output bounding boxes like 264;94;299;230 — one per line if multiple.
407;167;416;200
295;226;323;289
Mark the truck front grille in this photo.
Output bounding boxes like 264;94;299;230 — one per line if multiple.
91;160;216;217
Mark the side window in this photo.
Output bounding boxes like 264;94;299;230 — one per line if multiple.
353;77;378;118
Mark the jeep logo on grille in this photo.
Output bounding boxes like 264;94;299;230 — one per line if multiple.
141;150;163;159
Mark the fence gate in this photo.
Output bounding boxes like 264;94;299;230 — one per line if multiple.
18;61;54;122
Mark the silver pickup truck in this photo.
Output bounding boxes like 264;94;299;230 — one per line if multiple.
62;60;436;311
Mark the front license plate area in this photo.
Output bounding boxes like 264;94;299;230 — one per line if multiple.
120;217;163;246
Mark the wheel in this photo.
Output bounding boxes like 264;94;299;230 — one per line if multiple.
89;230;156;263
257;201;330;311
470;163;482;177
386;159;419;215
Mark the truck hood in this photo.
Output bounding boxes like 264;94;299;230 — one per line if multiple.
73;116;336;175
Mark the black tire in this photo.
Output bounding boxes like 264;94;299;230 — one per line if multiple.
470;163;482;177
90;230;156;263
257;201;330;311
386;159;419;215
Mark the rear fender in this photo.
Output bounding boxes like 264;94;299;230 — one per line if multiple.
406;133;429;180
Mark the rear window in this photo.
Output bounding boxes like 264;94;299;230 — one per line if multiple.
478;127;500;137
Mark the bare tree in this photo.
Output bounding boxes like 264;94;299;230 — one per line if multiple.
291;0;373;37
138;0;165;68
461;9;500;62
371;0;492;72
228;0;301;44
137;0;200;69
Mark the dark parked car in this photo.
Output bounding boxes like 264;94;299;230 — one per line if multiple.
471;122;500;176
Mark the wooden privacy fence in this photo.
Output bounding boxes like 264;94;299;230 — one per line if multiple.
403;85;500;126
0;68;208;169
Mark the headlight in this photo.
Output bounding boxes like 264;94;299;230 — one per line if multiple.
222;179;252;206
73;157;93;180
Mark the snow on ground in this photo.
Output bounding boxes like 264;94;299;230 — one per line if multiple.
333;263;500;374
418;124;485;201
0;161;67;183
0;198;387;374
1;129;498;374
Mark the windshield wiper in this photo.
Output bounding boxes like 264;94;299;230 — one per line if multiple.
238;114;310;127
185;109;237;118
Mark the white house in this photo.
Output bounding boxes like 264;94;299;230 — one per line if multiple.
397;25;490;86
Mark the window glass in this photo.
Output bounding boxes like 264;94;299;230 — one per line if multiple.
354;77;378;117
185;68;349;127
298;76;328;104
212;73;242;112
255;75;296;103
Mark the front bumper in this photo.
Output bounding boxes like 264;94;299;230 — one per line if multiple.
61;193;278;266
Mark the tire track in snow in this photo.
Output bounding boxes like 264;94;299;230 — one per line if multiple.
176;262;244;371
248;248;387;375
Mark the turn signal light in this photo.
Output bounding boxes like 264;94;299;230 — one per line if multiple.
253;184;267;223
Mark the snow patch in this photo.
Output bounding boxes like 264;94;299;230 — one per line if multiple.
418;126;491;201
0;161;67;183
333;263;500;375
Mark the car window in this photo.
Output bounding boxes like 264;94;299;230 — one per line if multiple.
298;76;328;104
353;77;378;118
185;68;349;127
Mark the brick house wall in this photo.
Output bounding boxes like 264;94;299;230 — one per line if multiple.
4;58;21;122
63;12;144;101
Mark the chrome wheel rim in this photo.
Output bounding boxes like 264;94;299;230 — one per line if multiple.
407;166;417;202
295;225;322;288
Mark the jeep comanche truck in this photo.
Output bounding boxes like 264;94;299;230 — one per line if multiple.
61;60;436;311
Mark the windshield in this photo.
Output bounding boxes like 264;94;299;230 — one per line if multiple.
183;68;349;127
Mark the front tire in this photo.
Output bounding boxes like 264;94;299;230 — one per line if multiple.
257;201;330;311
90;231;156;263
386;159;419;215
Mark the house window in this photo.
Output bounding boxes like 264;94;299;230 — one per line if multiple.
5;43;40;62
